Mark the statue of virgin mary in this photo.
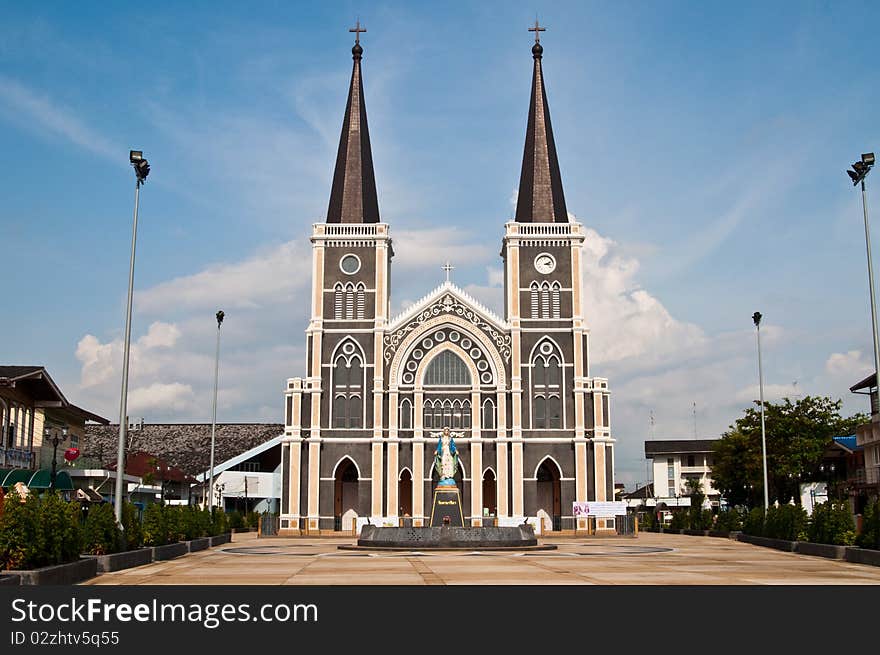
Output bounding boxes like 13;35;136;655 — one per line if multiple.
433;427;459;487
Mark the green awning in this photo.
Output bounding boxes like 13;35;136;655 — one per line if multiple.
0;469;74;491
26;469;74;491
2;469;33;487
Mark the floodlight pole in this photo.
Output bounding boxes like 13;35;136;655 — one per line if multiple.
208;310;224;509
753;312;769;510
114;175;143;524
860;178;880;405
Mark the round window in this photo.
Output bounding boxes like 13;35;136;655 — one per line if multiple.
340;254;361;275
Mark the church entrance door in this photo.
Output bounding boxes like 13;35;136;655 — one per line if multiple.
334;459;359;531
482;469;497;520
398;469;413;518
537;460;562;531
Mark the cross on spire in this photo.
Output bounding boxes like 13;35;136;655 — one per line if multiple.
529;18;545;43
442;261;455;283
350;19;366;44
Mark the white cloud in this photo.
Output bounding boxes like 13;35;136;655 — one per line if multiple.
76;321;183;388
128;383;194;413
137;241;312;314
825;350;872;380
579;222;706;366
733;383;802;404
0;75;120;161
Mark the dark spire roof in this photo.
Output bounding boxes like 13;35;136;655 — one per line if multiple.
514;37;569;224
326;35;380;224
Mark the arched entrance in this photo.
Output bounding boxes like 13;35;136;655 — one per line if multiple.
536;459;562;532
398;469;413;517
334;458;359;531
482;469;497;519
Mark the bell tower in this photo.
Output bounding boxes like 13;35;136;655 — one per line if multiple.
284;24;393;533
501;24;613;522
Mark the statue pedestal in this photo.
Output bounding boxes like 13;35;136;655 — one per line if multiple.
430;485;464;527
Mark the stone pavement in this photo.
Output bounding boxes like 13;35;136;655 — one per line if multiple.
82;531;880;585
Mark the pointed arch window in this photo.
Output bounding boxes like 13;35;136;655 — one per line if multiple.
530;281;561;319
482;398;496;431
334;284;344;318
424;350;471;386
332;347;363;428
345;283;355;319
530;283;540;319
399;398;412;430
423;398;470;430
356;283;365;319
532;341;563;429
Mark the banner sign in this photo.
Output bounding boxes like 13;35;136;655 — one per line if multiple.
573;501;627;517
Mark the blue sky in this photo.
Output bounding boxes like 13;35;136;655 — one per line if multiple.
2;2;879;486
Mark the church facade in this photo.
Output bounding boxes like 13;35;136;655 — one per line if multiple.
279;32;614;535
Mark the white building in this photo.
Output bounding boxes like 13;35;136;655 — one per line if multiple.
196;435;283;514
644;440;720;509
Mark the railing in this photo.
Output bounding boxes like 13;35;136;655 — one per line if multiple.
1;448;34;469
513;223;574;235
323;224;379;236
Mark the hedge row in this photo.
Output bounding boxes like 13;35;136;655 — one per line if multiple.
0;492;232;569
141;505;228;547
0;491;82;570
857;500;880;550
741;503;857;545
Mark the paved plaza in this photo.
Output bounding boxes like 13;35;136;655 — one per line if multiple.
82;532;880;585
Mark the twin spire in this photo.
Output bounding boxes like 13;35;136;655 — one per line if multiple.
326;20;380;224
325;21;568;225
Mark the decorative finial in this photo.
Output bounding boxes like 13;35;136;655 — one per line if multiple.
529;18;545;57
350;19;366;58
442;261;455;283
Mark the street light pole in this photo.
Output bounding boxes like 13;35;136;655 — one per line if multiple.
848;154;879;404
114;151;150;524
208;310;225;509
753;312;769;510
47;427;65;491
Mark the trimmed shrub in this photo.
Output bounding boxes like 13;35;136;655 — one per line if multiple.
0;491;41;570
246;511;260;529
808;502;855;546
856;500;880;550
763;505;807;541
0;491;82;570
669;511;688;531
38;493;82;567
209;509;228;536
715;508;744;532
743;507;765;536
228;510;245;530
83;503;122;555
164;505;184;543
121;502;143;551
142;503;168;547
178;506;210;541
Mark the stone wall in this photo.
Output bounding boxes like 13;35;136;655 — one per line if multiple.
82;423;283;476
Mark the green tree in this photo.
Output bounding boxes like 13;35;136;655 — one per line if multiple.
712;396;867;507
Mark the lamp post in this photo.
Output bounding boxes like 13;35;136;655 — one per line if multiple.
46;427;67;490
848;153;879;402
114;150;150;524
208;310;225;509
753;311;769;510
